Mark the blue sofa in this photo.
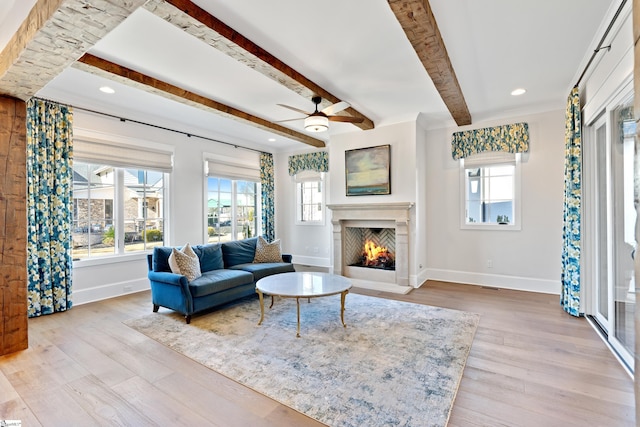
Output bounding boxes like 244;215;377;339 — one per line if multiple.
147;237;294;323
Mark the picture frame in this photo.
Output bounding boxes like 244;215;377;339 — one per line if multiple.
345;144;391;196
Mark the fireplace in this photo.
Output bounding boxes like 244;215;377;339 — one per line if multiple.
345;227;395;270
327;203;414;293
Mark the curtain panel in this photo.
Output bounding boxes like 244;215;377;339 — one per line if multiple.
560;87;582;317
451;122;529;160
260;153;275;242
288;151;329;176
26;98;74;317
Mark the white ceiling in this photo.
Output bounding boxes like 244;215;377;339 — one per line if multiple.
0;0;616;152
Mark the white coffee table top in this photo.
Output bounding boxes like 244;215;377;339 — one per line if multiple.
256;271;352;298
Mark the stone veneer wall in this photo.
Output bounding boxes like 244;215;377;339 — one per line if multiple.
0;96;27;355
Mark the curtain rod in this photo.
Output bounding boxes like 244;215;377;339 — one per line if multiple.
574;0;627;87
33;97;265;155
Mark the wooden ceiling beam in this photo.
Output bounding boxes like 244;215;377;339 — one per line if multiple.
75;54;325;148
388;0;472;126
0;0;145;100
145;0;374;131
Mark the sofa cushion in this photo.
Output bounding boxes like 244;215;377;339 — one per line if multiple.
253;236;283;263
188;269;254;297
194;243;224;272
222;237;258;267
230;262;295;282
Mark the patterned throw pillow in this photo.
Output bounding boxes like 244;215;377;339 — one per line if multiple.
169;243;202;282
253;236;283;263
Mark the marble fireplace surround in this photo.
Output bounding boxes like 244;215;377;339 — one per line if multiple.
327;203;414;294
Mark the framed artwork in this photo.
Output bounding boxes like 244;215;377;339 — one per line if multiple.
345;144;391;196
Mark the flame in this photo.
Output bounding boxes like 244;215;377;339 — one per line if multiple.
364;240;391;262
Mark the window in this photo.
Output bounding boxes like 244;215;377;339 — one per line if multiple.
207;177;259;243
460;152;521;229
72;163;165;259
295;170;325;225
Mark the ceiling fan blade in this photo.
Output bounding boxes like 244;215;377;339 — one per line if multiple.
328;115;365;123
322;101;350;115
275;118;305;123
277;104;312;115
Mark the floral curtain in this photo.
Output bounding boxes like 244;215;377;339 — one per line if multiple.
451;122;529;160
560;87;582;317
260;152;275;242
288;151;329;176
26;98;73;317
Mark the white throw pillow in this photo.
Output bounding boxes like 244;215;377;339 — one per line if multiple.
253;236;283;263
169;243;202;282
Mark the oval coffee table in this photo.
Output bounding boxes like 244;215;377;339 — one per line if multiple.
255;271;352;337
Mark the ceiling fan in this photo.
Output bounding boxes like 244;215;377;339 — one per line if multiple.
277;96;364;133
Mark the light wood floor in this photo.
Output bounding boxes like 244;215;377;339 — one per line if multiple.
0;281;635;426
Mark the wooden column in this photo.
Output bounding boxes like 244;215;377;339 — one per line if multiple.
633;0;640;420
0;95;27;355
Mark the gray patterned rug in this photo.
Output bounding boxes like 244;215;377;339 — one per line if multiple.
125;293;479;427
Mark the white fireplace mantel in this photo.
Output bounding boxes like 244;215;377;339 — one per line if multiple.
327;203;414;294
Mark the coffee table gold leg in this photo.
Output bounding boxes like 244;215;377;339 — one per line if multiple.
296;297;301;338
257;290;264;325
340;290;349;328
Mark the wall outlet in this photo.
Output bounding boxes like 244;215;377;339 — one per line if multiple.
487;259;493;268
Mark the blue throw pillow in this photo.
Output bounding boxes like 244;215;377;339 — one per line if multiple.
222;237;258;267
197;243;224;272
153;246;174;272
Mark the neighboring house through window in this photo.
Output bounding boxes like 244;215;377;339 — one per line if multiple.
294;169;325;225
72;133;173;260
460;151;521;230
205;156;261;243
72;163;166;259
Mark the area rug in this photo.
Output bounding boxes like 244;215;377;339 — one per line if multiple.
124;293;479;427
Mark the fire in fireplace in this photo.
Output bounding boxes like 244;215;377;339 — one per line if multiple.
351;240;395;270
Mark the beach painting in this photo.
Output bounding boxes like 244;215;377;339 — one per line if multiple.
345;144;390;196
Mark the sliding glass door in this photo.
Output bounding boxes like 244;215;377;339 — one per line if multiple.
587;91;636;370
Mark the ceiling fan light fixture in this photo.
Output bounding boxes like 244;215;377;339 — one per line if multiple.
304;115;329;132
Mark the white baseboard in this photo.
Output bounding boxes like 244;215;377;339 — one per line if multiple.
73;277;150;306
423;268;559;295
291;255;331;268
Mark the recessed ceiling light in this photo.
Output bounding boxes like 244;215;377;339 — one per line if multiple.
99;86;115;94
511;88;526;96
268;138;276;142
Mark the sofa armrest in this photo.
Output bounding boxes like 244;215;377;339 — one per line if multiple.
282;254;292;263
148;271;188;287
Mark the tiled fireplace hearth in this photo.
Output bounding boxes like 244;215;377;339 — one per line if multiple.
327;203;414;294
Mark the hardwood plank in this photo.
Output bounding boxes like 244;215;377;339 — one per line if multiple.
0;397;42;426
0;281;633;426
65;374;155;425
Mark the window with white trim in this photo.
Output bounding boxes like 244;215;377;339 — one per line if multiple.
295;170;325;225
72;138;171;259
460;152;521;230
205;158;261;243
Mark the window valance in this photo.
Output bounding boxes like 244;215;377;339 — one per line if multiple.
288;151;328;176
451;122;529;160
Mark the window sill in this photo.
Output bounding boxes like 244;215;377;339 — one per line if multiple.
73;252;150;268
460;223;521;231
295;220;326;226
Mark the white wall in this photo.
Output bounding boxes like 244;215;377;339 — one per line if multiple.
424;110;566;294
72;110;264;304
328;121;417;205
274;148;332;268
277;121;420;282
